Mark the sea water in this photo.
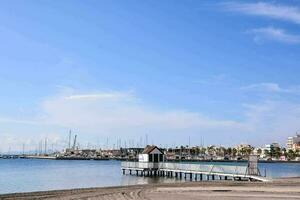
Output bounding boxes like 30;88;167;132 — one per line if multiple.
0;159;299;194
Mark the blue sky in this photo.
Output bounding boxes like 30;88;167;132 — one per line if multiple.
1;0;300;152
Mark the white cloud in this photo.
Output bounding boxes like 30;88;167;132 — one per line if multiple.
242;82;282;92
242;82;300;94
223;2;300;24
38;90;300;146
2;89;300;150
248;27;300;44
41;91;244;134
65;92;132;100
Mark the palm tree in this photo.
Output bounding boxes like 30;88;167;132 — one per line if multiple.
232;148;237;158
257;148;262;155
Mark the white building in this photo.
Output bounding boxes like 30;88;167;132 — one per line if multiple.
138;145;164;163
287;134;300;151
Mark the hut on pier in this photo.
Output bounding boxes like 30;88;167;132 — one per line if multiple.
138;145;164;163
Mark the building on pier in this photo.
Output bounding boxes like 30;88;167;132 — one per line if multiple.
139;145;164;163
121;146;268;182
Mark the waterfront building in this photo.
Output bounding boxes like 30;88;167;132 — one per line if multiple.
287;134;300;151
138;145;164;163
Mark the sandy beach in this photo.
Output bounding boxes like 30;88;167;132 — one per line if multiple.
1;178;300;200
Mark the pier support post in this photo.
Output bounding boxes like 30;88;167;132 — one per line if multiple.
207;175;209;180
122;169;125;175
129;170;132;175
195;174;197;181
200;174;203;181
190;173;192;181
219;176;222;180
212;175;215;180
180;172;182;179
225;176;228;180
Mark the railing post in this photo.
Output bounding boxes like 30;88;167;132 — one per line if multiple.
264;168;267;177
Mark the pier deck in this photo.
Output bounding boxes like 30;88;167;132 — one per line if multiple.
121;162;270;182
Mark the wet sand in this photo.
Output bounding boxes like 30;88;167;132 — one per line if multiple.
1;178;300;200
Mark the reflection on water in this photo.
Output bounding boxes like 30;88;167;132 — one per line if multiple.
0;159;299;194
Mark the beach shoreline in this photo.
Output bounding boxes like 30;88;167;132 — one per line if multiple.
1;177;300;200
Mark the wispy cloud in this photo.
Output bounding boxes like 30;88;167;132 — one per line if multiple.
247;27;300;44
242;82;300;94
223;2;300;24
65;92;133;100
43;91;244;133
242;83;282;92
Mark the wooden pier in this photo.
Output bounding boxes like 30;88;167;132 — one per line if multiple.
121;145;269;182
121;162;269;182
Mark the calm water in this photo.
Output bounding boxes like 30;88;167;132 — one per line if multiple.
0;159;299;194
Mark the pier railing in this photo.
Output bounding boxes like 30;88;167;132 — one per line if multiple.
159;162;248;175
121;161;249;176
121;161;159;169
